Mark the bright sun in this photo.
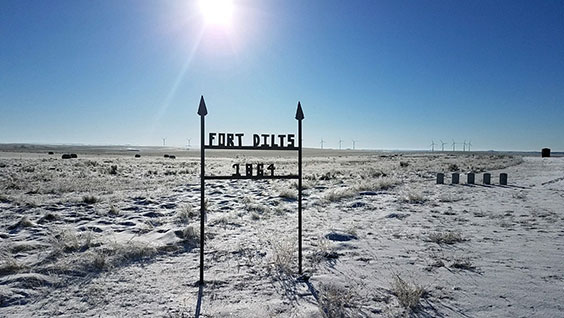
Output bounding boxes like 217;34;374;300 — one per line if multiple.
199;0;234;27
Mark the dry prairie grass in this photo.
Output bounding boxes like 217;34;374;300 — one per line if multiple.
391;274;425;312
428;231;465;245
318;283;357;317
268;238;295;275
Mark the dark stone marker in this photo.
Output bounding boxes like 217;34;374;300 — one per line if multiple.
483;173;491;185
467;173;475;184
437;173;444;184
500;173;508;185
70;154;78;158
61;154;71;159
135;154;141;158
169;155;176;159
542;148;551;158
48;151;54;155
164;154;169;158
452;173;459;184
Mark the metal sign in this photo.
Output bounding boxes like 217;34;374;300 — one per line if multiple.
198;96;304;285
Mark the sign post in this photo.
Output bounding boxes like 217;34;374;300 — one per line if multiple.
197;96;304;285
296;102;304;275
197;96;207;285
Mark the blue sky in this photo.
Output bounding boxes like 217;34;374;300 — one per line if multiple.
1;0;562;151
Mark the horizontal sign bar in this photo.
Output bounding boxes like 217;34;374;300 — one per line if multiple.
204;145;299;151
204;175;299;180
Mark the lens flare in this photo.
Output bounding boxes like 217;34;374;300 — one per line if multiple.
199;0;234;27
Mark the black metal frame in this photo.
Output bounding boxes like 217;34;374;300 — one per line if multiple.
197;96;304;285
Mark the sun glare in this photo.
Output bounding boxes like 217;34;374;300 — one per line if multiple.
199;0;234;27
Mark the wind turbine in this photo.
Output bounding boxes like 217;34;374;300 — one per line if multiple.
187;138;191;149
162;138;166;147
320;138;325;149
467;140;472;151
463;140;467;152
430;140;436;152
352;140;358;150
440;140;447;152
452;139;456;151
339;138;343;150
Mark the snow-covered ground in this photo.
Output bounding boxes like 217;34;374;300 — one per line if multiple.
1;148;562;317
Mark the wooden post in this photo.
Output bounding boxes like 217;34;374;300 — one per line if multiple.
198;96;208;285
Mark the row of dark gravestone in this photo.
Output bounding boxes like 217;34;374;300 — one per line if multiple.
437;172;508;185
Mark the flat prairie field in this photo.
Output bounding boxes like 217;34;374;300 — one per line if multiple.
1;147;563;317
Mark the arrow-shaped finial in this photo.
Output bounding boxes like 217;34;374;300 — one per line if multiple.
197;96;208;116
295;101;304;120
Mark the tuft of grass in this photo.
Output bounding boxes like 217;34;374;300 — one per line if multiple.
391;274;425;312
278;188;297;200
19;216;34;227
450;257;477;271
8;216;34;230
78;241;159;272
269;239;295;274
0;255;26;276
512;191;527;200
438;193;463;203
319;172;336;180
312;237;338;264
92;251;108;270
50;229;95;256
355;176;401;192
251;212;261;220
122;244;153;260
39;212;60;223
177;226;200;246
244;198;271;215
318;283;356;318
108;205;120;216
85;250;109;271
111;241;157;263
175;205;194;224
428;231;465;245
324;187;355;202
164;170;177;176
82;195;98;205
401;190;426;204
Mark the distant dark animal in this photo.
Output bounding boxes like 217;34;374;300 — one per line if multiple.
135;154;141;158
164;154;170;158
61;154;72;159
169;155;176;159
70;154;78;158
48;151;54;155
